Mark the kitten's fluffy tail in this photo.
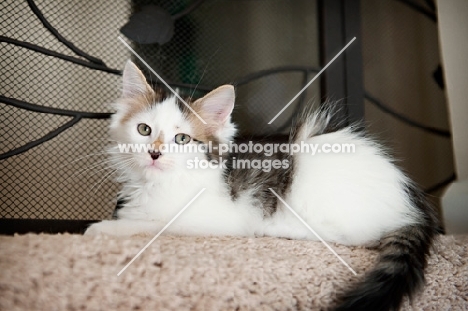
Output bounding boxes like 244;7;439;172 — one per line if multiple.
331;185;440;311
292;103;441;310
289;100;350;141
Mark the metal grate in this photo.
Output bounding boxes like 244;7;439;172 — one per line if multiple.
0;0;320;223
0;0;131;220
131;0;321;134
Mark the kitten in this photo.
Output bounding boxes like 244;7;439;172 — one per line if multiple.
85;60;440;311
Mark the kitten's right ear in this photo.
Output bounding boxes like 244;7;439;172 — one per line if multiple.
121;60;152;98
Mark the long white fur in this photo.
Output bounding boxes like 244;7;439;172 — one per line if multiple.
263;128;417;245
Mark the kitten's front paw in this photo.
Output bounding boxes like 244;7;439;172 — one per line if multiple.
84;223;102;236
84;221;112;236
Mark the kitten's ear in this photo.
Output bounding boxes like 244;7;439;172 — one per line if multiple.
195;85;235;125
121;60;152;98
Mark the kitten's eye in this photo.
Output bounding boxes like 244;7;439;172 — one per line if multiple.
137;123;152;136
175;133;191;145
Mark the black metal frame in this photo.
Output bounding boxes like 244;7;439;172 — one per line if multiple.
318;0;364;125
0;219;98;235
0;0;365;235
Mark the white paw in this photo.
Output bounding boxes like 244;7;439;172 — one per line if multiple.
84;221;112;236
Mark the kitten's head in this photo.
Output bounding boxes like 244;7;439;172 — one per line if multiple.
109;60;236;180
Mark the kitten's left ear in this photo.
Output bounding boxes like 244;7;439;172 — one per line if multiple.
195;85;235;125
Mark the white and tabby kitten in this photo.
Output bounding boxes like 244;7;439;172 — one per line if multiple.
86;61;440;311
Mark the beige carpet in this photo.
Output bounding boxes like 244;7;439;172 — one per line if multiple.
0;234;466;311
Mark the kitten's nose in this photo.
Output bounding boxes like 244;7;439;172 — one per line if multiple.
149;150;161;160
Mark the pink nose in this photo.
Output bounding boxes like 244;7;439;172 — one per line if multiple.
149;150;161;160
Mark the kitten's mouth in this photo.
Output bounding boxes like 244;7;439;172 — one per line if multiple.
146;150;163;170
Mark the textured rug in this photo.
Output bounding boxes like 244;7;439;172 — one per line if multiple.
0;234;467;311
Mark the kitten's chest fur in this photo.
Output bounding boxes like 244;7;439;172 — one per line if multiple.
119;169;231;222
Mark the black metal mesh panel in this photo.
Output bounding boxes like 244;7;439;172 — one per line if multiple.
0;104;32;154
235;72;311;133
1;118;118;220
131;0;321;135
0;45;122;113
0;0;130;220
0;0;320;223
1;0;79;58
